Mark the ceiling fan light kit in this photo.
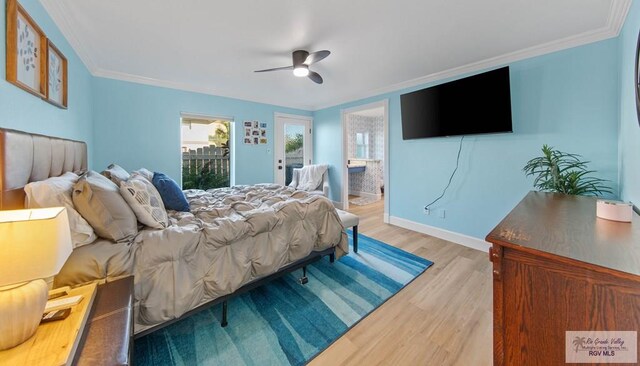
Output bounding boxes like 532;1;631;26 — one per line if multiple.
293;65;309;77
255;49;330;84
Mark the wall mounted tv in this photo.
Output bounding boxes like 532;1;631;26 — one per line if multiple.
400;67;513;140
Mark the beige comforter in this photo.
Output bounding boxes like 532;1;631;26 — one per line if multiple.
55;184;347;333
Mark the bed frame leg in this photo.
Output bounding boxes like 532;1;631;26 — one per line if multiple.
221;301;228;327
298;266;309;285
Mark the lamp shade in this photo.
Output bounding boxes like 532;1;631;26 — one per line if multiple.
0;207;72;287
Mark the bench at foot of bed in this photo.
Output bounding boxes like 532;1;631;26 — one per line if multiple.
336;209;360;253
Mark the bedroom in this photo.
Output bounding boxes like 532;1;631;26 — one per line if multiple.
0;0;639;365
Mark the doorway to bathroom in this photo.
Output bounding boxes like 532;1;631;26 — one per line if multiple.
341;100;389;223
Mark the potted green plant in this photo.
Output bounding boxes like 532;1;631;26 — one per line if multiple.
523;145;612;196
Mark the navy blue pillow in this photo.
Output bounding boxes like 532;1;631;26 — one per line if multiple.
151;172;190;212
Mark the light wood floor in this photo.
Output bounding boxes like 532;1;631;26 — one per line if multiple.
310;198;493;366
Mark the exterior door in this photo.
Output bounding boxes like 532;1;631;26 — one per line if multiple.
274;113;313;186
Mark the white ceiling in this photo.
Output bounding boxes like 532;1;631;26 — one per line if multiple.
41;0;630;111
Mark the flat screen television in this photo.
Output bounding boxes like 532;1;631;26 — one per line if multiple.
400;67;513;140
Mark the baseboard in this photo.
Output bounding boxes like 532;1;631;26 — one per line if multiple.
388;216;491;253
349;191;381;200
332;201;344;210
383;213;390;224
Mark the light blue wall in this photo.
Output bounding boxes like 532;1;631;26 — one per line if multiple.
618;1;640;206
0;0;93;157
314;39;620;239
92;77;311;184
313;107;345;201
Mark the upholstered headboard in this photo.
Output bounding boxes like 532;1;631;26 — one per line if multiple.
0;128;87;210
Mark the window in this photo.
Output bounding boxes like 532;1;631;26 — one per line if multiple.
181;117;231;189
356;132;369;159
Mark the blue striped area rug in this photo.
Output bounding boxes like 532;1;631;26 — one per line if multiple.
135;231;433;366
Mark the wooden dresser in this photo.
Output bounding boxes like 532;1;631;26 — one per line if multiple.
486;192;640;365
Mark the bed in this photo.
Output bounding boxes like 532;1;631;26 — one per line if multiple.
0;128;348;335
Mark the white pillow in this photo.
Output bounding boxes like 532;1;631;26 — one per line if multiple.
24;172;97;248
101;163;130;186
119;176;169;229
131;168;154;182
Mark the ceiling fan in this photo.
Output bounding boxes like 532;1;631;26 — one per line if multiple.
254;50;330;84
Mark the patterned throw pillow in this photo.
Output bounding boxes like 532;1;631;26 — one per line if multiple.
120;176;169;229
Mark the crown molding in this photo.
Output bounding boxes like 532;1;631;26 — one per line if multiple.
40;0;314;111
608;0;632;35
311;0;632;110
91;67;316;111
41;0;631;112
40;0;99;74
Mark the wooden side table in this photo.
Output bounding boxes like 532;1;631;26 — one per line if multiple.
0;283;97;366
73;276;134;366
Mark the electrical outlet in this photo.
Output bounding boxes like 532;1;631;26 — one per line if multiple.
438;209;446;218
423;207;430;215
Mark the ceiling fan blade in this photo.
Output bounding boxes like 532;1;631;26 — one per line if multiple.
304;50;330;65
254;65;294;73
308;71;323;84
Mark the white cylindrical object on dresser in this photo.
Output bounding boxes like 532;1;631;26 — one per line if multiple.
596;200;633;223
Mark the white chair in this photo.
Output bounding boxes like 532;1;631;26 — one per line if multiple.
289;167;329;197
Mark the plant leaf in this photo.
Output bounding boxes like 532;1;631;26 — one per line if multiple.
523;145;610;197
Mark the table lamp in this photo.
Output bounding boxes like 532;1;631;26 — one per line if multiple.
0;207;72;350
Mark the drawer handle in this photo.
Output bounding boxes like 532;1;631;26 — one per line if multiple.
493;269;501;280
489;247;500;262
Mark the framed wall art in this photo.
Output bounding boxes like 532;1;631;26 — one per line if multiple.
6;0;47;98
46;40;68;108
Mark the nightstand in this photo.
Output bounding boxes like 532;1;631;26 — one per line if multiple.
74;276;134;366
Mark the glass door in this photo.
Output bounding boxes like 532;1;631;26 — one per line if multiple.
274;114;312;186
